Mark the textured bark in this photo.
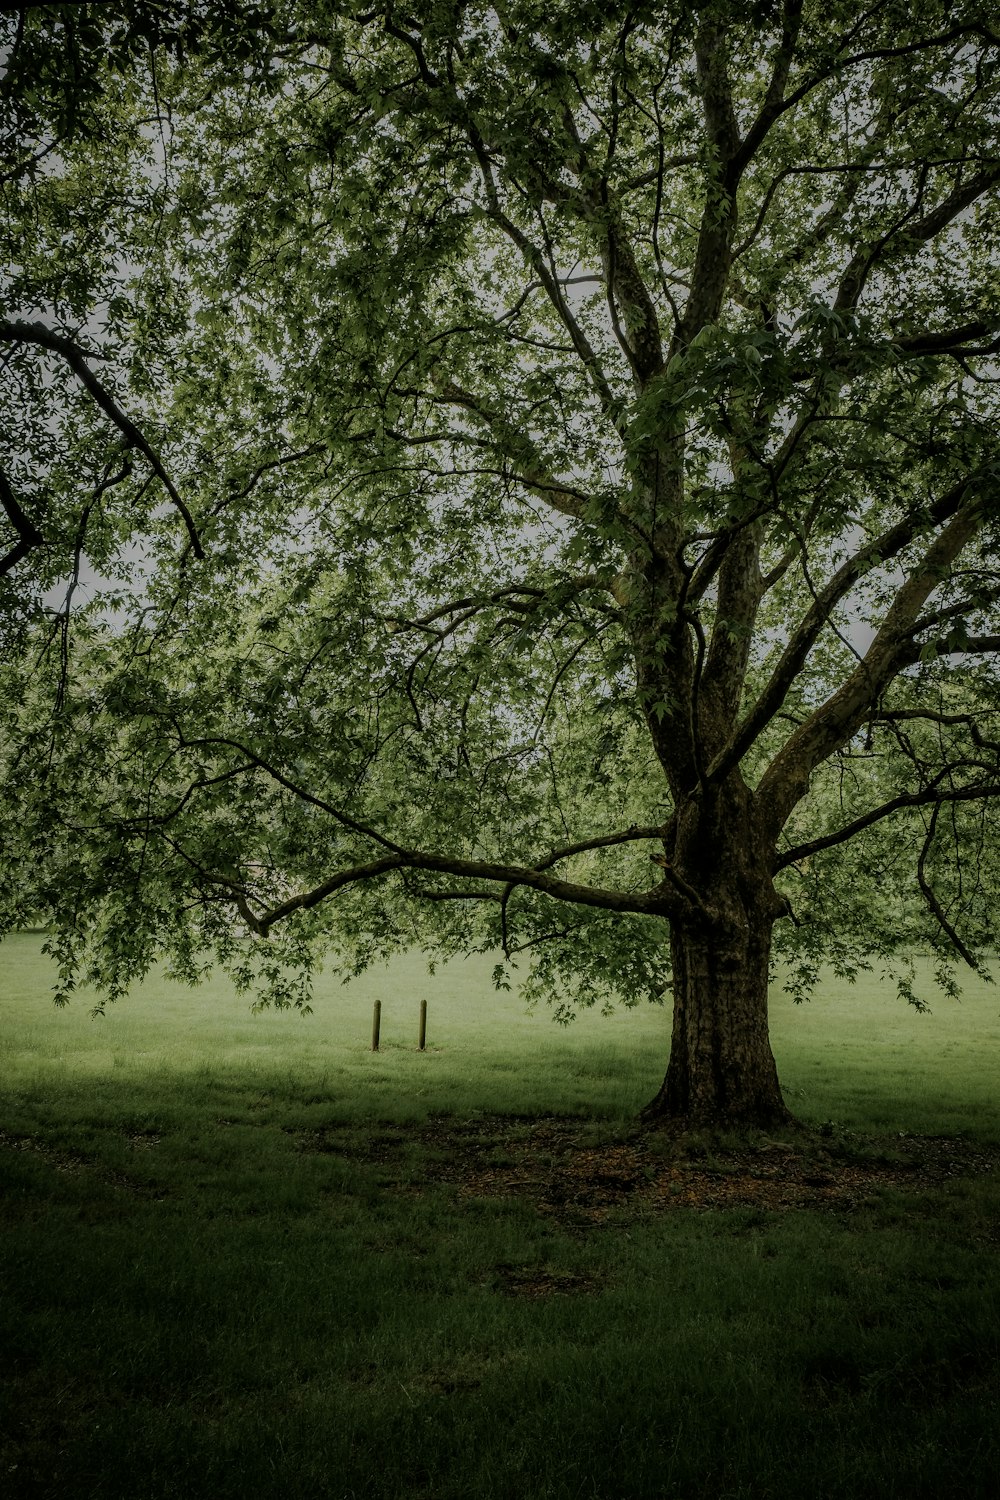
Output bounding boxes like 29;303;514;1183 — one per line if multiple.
644;907;789;1126
644;774;791;1128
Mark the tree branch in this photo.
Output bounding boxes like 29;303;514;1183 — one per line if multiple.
733;19;996;173
775;778;1000;870
383;576;618;637
757;489;990;826
916;803;980;968
832;166;1000;317
892;319;1000;358
715;476;974;781
873;709;1000;758
675;20;740;346
0;463;44;577
248;844;676;936
419;376;593;520
162;730;680;927
0;318;204;559
731;0;804;176
462;129;623;427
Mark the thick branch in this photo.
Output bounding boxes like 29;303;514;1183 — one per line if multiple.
247;846;675;937
597;197;664;383
893;319;1000;358
758;491;989;828
166;732;679;928
699;526;763;746
0;463;44;577
895;634;1000;668
731;0;804;176
874;709;1000;758
717;477;972;780
675;20;741;348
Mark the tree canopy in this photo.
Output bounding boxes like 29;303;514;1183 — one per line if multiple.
3;1;1000;1123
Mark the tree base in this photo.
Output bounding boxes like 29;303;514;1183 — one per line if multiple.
639;1083;795;1133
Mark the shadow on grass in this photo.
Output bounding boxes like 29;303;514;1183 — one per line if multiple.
2;1097;999;1499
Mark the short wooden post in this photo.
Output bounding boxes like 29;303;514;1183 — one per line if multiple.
371;998;382;1052
418;999;427;1051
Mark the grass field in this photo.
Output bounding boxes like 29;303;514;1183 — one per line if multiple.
2;934;999;1498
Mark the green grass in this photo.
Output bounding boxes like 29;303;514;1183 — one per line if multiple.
2;935;999;1499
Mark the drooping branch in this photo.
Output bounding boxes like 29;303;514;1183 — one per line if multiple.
0;318;204;559
238;842;677;938
159;729;681;929
916;802;980;968
173;732;410;854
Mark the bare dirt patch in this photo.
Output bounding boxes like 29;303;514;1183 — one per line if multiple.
493;1263;605;1297
294;1114;1000;1226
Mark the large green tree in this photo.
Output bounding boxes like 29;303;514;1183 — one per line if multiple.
5;1;1000;1125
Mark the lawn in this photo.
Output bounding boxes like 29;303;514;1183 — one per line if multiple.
1;934;998;1498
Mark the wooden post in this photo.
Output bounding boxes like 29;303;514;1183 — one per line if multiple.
418;999;427;1051
371;999;381;1052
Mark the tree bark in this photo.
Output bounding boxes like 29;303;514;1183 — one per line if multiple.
644;778;792;1128
643;907;789;1126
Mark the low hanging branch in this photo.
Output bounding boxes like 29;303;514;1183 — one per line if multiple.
175;837;685;940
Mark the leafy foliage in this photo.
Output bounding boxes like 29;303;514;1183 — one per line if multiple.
3;2;1000;1063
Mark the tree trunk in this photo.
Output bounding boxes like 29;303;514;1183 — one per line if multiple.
643;779;792;1129
643;907;789;1127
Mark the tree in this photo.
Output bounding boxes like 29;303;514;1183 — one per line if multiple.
4;1;1000;1126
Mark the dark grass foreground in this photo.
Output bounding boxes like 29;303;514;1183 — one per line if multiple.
3;1104;998;1499
1;939;999;1498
